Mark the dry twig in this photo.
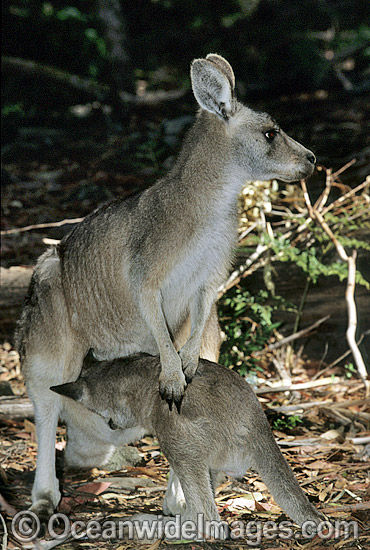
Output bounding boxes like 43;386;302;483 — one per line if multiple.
1;217;84;235
255;315;331;355
320;502;370;514
255;376;342;394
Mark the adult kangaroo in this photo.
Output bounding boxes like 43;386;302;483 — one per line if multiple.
16;54;315;521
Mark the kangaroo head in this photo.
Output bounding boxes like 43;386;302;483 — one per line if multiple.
50;376;134;431
191;53;315;183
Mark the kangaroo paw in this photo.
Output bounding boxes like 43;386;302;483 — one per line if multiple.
159;369;186;412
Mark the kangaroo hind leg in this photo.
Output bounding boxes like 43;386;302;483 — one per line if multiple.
25;343;85;522
172;464;228;540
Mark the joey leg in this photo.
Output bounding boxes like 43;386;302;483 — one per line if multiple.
209;470;225;497
172;466;228;540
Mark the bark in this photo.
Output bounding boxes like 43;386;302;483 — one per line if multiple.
0;396;34;419
96;0;133;93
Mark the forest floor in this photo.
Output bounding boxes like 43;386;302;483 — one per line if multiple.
1;343;369;549
1;91;369;549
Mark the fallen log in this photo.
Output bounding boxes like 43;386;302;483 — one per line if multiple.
0;266;33;339
0;396;34;419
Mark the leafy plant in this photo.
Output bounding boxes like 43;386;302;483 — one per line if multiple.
344;362;356;379
271;414;303;431
218;286;295;373
218;166;369;377
266;234;369;290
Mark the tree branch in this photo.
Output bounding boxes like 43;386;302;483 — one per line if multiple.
258;315;331;354
2;56;109;99
2;55;185;107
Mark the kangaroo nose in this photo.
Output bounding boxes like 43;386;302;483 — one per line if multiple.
307;153;316;165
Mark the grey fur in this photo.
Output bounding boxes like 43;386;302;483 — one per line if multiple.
52;354;323;534
15;54;316;520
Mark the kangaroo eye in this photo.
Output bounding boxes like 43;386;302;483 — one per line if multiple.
265;129;278;142
108;418;119;430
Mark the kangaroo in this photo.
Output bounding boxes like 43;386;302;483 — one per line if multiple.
51;353;324;539
15;54;316;521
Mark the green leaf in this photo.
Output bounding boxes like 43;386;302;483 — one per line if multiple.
56;7;87;22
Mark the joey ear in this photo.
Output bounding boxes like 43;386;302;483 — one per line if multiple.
191;57;235;120
82;348;98;370
50;379;87;403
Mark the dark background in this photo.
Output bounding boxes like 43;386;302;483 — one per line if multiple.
2;0;370;132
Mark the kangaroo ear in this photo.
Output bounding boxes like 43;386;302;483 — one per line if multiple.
206;53;235;91
191;57;235;120
50;379;87;403
82;348;98;370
